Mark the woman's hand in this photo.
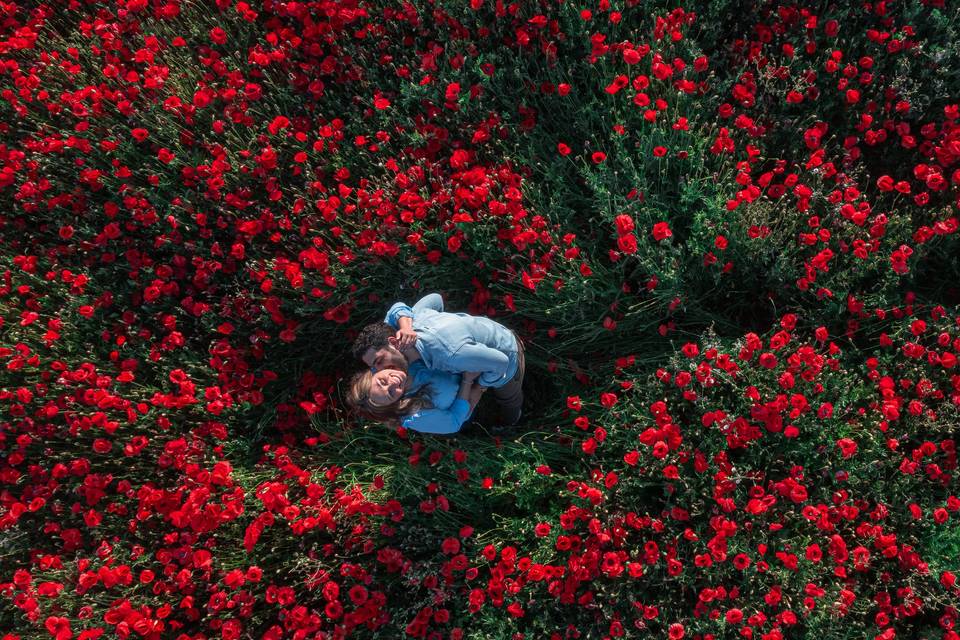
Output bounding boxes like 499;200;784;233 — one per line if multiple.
469;382;485;404
462;371;481;383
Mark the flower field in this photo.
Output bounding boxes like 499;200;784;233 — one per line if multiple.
2;0;960;637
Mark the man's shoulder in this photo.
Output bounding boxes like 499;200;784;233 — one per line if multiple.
412;306;442;319
411;307;451;330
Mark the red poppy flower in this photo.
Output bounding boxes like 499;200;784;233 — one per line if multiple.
209;27;227;44
617;234;637;254
652;221;672;241
836;438;857;458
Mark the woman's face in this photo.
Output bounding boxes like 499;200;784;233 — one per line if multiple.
368;368;407;407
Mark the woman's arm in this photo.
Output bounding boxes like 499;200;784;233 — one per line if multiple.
399;371;478;435
400;400;470;434
467;383;486;414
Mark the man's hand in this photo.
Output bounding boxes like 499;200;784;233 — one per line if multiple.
395;326;418;350
462;371;481;383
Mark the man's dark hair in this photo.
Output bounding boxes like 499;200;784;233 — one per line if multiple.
351;322;395;361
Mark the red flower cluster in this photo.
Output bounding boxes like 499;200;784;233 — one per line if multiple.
0;1;958;638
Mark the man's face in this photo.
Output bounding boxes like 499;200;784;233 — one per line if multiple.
362;344;407;373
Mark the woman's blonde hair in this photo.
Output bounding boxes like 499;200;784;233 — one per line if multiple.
345;369;433;427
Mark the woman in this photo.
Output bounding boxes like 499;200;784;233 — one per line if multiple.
346;355;485;434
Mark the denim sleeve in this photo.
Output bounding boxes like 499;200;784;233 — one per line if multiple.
384;302;414;328
412;293;444;314
450;342;510;386
385;294;443;328
401;398;470;434
406;360;431;389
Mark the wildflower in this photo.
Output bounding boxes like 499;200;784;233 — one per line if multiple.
652;221;672;241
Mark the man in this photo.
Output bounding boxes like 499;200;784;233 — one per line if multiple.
350;293;525;426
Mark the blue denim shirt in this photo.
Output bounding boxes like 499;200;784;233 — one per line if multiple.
399;360;471;434
385;293;519;389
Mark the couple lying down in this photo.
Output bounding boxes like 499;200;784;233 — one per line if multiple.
346;293;525;434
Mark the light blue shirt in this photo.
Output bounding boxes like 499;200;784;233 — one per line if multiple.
400;360;471;434
384;293;519;389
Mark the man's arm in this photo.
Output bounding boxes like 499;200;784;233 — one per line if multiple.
412;293;444;314
448;342;511;386
384;301;413;330
384;293;444;330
